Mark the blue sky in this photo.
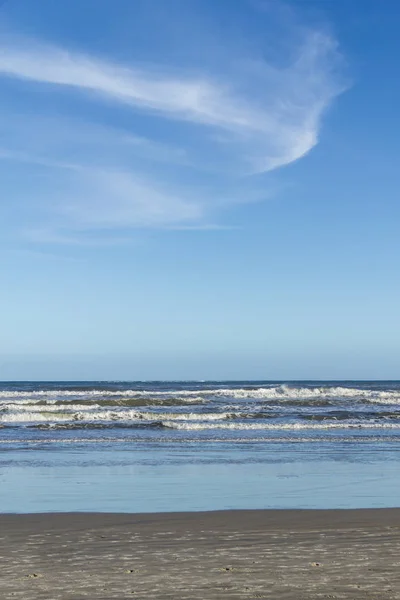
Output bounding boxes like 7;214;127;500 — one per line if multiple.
1;0;400;380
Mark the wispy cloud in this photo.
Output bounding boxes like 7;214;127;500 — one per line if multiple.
0;5;346;242
0;31;343;172
61;168;204;228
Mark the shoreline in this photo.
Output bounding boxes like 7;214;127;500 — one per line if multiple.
2;505;400;527
1;508;400;598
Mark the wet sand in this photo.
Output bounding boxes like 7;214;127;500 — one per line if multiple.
1;509;400;599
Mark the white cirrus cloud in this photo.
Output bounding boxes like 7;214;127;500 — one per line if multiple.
0;12;347;242
0;30;345;173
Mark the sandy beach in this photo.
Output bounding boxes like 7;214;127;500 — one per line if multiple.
1;509;399;599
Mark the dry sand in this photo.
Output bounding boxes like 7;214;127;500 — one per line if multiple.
1;509;400;599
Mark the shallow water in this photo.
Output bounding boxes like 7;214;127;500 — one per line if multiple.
1;380;400;512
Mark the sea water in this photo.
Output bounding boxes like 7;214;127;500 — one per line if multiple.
0;380;399;512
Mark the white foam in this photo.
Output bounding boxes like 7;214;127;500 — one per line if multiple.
0;434;397;444
2;403;101;412
162;421;400;431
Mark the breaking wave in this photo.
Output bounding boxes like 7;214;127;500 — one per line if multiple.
0;408;246;425
1;385;400;405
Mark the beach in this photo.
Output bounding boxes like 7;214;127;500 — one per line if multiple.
1;509;400;599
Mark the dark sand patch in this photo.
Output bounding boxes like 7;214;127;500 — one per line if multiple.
1;509;400;599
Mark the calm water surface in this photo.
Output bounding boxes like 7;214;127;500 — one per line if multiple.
1;380;399;512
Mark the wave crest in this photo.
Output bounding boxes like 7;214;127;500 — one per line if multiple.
1;385;399;404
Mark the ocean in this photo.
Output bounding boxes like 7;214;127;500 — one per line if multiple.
1;380;400;513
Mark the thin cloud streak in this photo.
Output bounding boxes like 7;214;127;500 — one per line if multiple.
61;169;203;228
0;41;269;131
